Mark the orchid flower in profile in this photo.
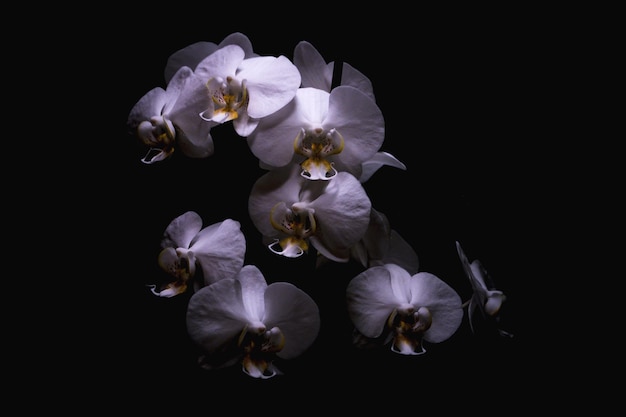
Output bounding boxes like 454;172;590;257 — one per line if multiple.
186;264;321;379
247;86;385;180
193;44;301;137
127;66;216;164
164;32;257;84
147;211;246;298
456;241;513;338
346;263;463;355
248;163;372;262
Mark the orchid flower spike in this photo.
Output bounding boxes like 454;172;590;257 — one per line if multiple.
346;263;463;355
186;264;321;378
148;211;246;298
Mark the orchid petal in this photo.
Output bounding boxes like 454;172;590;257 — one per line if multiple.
168;72;215;156
346;265;401;338
186;279;248;354
323;86;385;169
307;172;371;258
237;55;301;118
264;282;321;359
189;219;246;286
408;272;463;343
127;87;168;129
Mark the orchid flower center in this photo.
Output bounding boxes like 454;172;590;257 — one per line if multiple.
202;76;249;123
387;306;432;355
268;202;316;258
294;127;345;180
238;324;285;379
137;116;176;164
150;247;197;297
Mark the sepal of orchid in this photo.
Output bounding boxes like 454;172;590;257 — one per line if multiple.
359;151;407;183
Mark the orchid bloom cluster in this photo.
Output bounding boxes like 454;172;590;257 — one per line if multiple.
128;32;512;379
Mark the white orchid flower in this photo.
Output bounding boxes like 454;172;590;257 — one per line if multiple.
346;263;463;355
293;41;406;182
186;264;321;379
127;66;215;164
148;211;246;298
247;86;385;180
248;163;372;262
193;44;301;137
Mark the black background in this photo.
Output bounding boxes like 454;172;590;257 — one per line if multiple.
68;6;549;410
